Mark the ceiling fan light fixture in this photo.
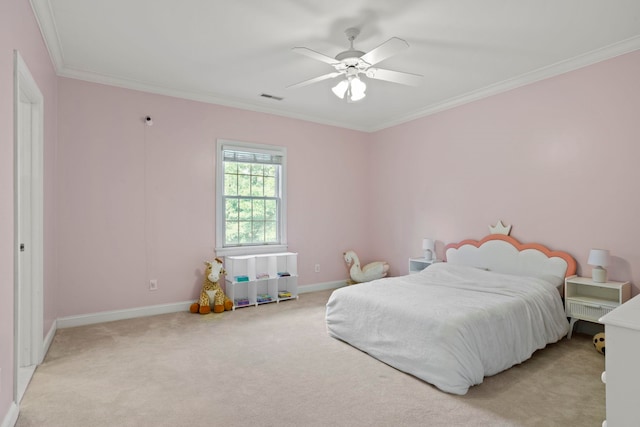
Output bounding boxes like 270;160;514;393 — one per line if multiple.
332;76;366;102
349;76;366;101
289;28;422;102
332;79;349;99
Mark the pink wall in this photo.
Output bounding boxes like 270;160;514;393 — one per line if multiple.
3;3;639;422
369;50;640;293
0;0;58;421
56;78;370;317
55;48;640;320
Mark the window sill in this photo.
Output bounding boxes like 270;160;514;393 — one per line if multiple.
215;245;288;257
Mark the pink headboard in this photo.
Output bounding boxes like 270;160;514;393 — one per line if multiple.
444;234;576;283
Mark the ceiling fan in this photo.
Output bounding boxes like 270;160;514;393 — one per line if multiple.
288;28;423;102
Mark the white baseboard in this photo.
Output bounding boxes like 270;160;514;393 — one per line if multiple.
43;321;57;360
1;402;19;427
7;280;344;425
57;301;193;329
298;280;346;294
55;282;345;329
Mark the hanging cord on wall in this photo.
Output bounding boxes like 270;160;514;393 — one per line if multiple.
143;116;154;289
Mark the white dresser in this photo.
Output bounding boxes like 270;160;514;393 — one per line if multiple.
600;294;640;426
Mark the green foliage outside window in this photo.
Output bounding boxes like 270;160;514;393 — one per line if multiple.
224;161;279;246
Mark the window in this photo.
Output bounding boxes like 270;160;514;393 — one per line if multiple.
216;140;287;256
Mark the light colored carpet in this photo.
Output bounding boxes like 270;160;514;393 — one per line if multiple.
17;290;605;427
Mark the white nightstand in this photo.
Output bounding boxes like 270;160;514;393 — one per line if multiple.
408;258;437;274
565;276;630;339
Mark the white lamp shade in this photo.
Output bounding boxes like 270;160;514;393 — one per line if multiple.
349;77;366;101
331;79;349;99
422;238;435;251
422;238;435;261
587;249;610;267
332;77;366;102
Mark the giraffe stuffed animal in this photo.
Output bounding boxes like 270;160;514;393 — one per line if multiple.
189;258;234;314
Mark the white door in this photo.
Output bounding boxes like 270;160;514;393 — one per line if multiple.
14;51;44;403
17;98;33;367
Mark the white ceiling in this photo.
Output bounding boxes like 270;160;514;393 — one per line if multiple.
31;0;640;132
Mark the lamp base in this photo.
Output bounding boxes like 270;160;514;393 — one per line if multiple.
423;250;433;261
592;267;607;283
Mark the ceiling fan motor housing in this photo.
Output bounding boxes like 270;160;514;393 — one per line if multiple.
335;49;365;62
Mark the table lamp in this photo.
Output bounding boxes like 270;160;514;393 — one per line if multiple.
587;249;610;283
422;238;435;261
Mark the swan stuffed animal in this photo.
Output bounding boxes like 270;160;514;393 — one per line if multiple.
344;250;390;283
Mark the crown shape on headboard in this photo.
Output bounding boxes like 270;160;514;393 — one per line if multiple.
489;220;512;236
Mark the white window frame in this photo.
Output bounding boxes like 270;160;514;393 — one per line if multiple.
215;139;287;256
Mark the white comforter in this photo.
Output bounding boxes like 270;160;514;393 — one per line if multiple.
325;263;569;395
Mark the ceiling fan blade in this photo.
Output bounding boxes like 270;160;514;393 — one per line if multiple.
287;72;342;89
292;47;339;65
360;37;409;66
365;68;423;86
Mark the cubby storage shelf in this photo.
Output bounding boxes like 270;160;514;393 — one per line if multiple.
224;252;298;310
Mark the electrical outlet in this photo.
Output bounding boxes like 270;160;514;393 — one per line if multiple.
314;264;320;273
149;279;158;291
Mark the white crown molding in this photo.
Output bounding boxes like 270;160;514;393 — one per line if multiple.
29;0;65;72
57;34;640;133
29;0;640;133
29;0;365;130
57;66;370;132
371;36;640;132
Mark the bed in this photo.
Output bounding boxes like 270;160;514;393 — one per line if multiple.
325;234;576;395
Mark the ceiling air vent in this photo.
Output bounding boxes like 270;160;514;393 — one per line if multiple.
260;93;284;101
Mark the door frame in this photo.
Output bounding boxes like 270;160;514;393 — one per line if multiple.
13;50;44;402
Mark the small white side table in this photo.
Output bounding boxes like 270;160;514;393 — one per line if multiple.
408;257;437;274
564;276;630;339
